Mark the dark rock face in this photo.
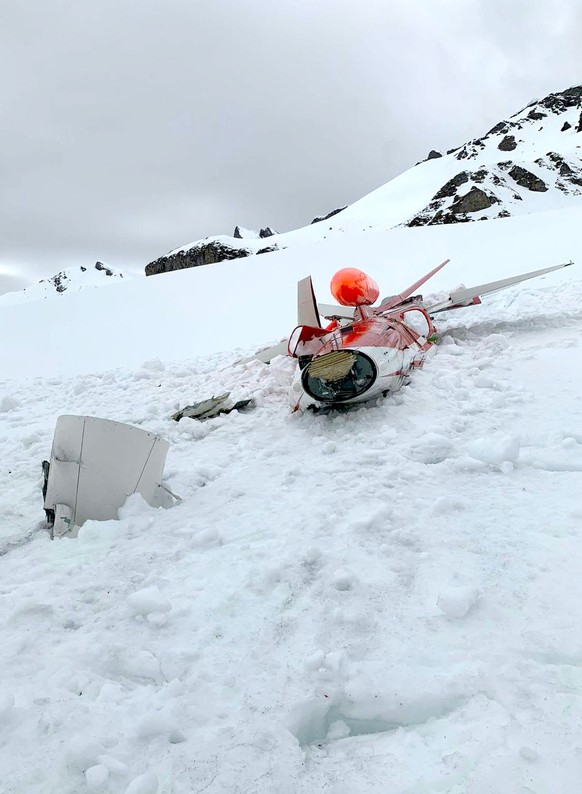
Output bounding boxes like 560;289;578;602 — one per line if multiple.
145;241;252;276
562;121;572;131
95;261;114;276
508;166;548;192
533;85;582;115
431;172;469;200
427;150;442;160
451;187;499;213
577;112;582;133
543;152;582;190
406;169;501;227
256;245;279;255
259;227;277;238
454;139;486;160
498;135;517;151
311;206;347;224
233;225;278;239
487;121;509;136
528;110;546;120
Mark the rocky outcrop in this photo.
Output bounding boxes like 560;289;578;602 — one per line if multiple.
451;187;498;213
145;241;252;276
498;135;517;151
94;261;114;276
508;165;548;192
233;226;278;239
562;121;572;131
311;206;347;224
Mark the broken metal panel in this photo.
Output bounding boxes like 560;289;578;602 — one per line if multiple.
44;415;169;536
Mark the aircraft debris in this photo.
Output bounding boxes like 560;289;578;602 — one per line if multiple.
171;392;255;422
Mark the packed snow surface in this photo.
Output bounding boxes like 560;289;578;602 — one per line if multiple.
1;239;581;791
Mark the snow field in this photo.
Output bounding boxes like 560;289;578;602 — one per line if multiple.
1;276;582;792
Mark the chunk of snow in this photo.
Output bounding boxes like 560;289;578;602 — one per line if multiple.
85;764;110;791
437;586;479;619
127;586;171;617
124;773;159;794
468;435;520;465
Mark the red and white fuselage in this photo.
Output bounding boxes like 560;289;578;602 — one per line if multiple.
289;300;436;410
278;259;572;411
254;259;572;412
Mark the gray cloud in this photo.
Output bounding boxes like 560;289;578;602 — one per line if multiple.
1;0;581;293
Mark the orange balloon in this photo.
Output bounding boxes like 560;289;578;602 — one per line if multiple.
330;268;380;306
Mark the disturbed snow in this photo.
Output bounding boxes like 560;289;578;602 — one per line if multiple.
1;276;582;793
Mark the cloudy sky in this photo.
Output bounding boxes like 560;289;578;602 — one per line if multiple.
1;0;581;293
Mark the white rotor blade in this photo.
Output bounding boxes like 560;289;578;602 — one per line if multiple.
427;261;574;314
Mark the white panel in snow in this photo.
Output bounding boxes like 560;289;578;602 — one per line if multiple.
44;415;169;536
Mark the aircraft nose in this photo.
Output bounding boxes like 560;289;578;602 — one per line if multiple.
302;350;377;403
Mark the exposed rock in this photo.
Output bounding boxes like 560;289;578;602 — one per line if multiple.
233;226;243;239
256;245;279;255
508;166;548;192
455;139;486;161
536;86;582;115
451;187;499;214
427;150;443;160
311;206;347;224
577;112;582;133
94;261;114;276
544;152;582;188
487;121;509;136
432;172;469;201
561;121;572;131
145;241;252;276
259;227;277;238
498;135;517;151
528;110;546;120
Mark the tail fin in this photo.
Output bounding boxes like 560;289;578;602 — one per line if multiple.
427;261;574;314
252;275;320;364
297;276;321;327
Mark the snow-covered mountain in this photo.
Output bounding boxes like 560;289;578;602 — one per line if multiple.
0;261;128;307
145;85;582;276
1;85;582;793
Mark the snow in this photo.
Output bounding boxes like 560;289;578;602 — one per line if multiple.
1;257;582;791
1;94;582;791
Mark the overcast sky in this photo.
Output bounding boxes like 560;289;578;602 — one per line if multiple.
1;0;581;293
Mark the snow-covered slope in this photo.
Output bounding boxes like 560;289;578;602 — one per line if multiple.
1;205;580;380
146;85;582;276
1;258;581;793
0;261;128;307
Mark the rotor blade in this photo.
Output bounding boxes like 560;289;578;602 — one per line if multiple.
253;339;289;363
317;303;355;320
297;276;321;328
381;259;450;311
427;260;574;314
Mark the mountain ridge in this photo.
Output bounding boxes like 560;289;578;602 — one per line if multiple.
144;84;582;277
